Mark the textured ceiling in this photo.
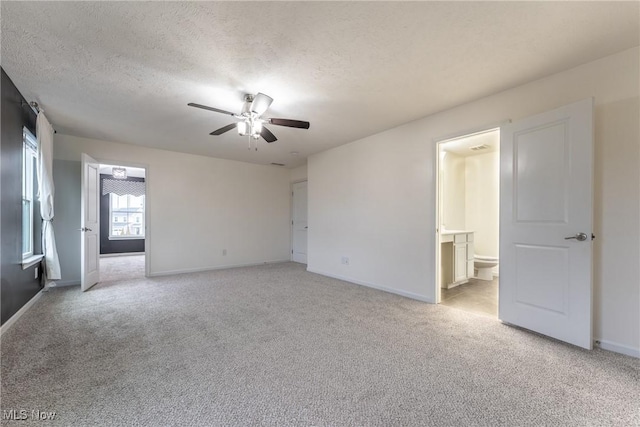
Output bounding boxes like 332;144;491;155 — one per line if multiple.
2;2;638;168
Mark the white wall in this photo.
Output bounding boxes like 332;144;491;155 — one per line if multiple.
290;164;308;183
441;152;466;231
465;151;499;258
54;135;292;277
308;47;639;354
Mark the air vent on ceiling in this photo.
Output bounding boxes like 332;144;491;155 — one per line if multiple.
470;144;489;151
271;162;286;167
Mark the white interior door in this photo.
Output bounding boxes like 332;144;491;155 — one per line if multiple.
292;181;308;264
500;98;594;349
81;153;100;291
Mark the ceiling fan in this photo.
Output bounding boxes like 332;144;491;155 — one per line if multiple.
188;93;310;150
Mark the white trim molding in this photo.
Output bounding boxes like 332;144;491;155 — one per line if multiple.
22;254;44;270
306;268;434;303
53;280;80;287
148;259;291;278
595;339;640;358
100;252;145;258
0;290;43;336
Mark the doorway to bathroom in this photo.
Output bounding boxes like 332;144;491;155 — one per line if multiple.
436;128;500;317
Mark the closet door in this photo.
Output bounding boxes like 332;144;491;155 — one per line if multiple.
292;181;308;264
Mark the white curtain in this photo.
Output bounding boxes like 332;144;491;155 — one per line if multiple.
36;112;61;281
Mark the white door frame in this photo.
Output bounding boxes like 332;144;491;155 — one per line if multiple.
93;158;150;278
434;125;504;304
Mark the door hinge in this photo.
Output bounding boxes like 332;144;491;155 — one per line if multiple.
592;233;596;241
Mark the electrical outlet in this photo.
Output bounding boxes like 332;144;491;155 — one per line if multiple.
34;267;38;279
341;256;349;265
222;249;227;256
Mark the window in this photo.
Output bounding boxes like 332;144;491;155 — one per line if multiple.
109;193;145;239
22;128;38;259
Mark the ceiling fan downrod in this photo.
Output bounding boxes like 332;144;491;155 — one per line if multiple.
248;135;258;151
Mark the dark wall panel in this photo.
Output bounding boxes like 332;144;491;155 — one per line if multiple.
1;68;42;326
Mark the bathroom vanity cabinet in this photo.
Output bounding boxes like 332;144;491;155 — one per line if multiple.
440;231;474;289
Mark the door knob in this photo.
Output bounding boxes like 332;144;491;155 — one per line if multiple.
565;232;588;241
78;227;92;232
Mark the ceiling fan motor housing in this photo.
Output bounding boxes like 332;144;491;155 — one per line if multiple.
241;94;253;116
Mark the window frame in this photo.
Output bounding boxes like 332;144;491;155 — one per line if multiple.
108;193;145;240
22;128;38;260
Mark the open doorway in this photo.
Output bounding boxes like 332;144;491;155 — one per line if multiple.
436;128;499;317
98;164;146;282
432;100;593;348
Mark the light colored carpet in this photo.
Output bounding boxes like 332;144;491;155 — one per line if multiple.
1;262;638;426
99;254;145;282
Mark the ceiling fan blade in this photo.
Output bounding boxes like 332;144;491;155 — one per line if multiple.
210;123;238;136
250;93;273;116
269;118;310;129
260;126;277;143
188;103;236;116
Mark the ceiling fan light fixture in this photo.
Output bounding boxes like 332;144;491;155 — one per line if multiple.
250;92;274;115
112;167;127;179
237;121;248;136
252;121;263;137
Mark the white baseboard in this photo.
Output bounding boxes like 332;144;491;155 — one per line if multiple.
306;268;435;303
100;252;145;258
595;338;640;358
55;260;292;284
0;290;43;336
52;280;80;287
148;259;290;277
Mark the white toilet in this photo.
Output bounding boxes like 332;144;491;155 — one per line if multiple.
474;255;498;280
